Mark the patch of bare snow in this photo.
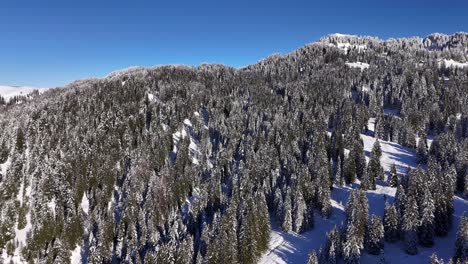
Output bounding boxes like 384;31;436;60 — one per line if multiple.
337;42;352;53
361;118;417;175
47;197;56;216
439;59;468;68
181;188;200;217
183;119;193;127
70;245;82;264
173;131;182;142
81;192;89;215
345;62;370;71
189;138;200;165
107;194;114;212
0;157;11;176
207;159;214;169
16;182;24;206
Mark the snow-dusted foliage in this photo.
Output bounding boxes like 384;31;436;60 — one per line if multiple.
0;32;468;263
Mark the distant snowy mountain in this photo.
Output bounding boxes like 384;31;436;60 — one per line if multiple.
0;85;48;102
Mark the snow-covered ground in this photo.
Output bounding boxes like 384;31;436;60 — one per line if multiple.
363;118;418;175
329;41;367;54
0;157;11;177
345;62;370;71
171;111;205;165
0;85;48;102
70;245;82;264
260;118;467;264
81;192;90;215
438;59;468;68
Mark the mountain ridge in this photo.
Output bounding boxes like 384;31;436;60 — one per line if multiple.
2;32;466;93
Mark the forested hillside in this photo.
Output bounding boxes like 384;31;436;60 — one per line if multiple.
0;33;467;264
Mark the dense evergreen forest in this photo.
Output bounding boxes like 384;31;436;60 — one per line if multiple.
0;33;467;264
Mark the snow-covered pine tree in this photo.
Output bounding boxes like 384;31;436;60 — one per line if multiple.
354;139;367;181
366;140;383;189
15;127;25;153
344;154;357;184
434;165;454;237
293;189;306;233
176;234;195;264
0;140;8;164
389;163;399;187
453;213;468;263
360;169;373;191
429;253;444;264
343;225;361;264
374;115;386;141
402;195;419;255
256;192;271;252
281;191;293;232
345;190;369;249
416;133;428;163
307;250;319;264
383;203;399;242
274;188;284;224
334;155;343;186
320;184;332;218
237;197;258;264
465;173;468;198
446;165;457;194
418;185;435;247
366;215;384;255
319;226;342;263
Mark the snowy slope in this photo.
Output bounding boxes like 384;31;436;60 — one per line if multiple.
0;85;48;102
1;156;33;264
260;118;467;264
363;118;418;175
438;59;468;68
345;62;370;71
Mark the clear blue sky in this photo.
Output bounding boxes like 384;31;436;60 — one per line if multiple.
1;0;467;87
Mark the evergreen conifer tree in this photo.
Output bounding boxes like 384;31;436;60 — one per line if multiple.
383;203;399;243
402;195;419;255
389;163;399;187
453;213;468;263
419;186;435;247
366;215;384;255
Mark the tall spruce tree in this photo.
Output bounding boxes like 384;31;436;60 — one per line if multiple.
366;215;384;255
383;203;399;243
389;163;399;187
345;190;369;249
416;134;428;163
366;140;384;190
418;186;435;247
282;191;293;232
453;213;468;263
402;195;419;255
